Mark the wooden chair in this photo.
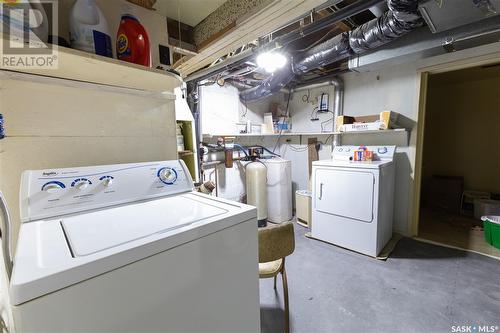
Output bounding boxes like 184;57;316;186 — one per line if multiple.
258;222;295;333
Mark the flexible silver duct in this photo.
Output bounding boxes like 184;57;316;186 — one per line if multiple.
294;32;352;73
239;63;295;102
350;0;423;52
240;0;423;102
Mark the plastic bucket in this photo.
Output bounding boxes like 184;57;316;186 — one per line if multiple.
481;216;500;249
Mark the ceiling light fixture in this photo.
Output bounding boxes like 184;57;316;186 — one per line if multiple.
256;51;287;73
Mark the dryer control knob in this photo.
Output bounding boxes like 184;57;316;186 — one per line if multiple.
378;147;388;154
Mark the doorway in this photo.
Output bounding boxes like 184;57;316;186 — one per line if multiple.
416;64;500;258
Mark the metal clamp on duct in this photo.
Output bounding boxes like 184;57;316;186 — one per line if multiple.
240;0;423;102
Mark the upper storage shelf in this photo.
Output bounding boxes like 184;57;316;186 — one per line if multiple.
203;129;411;146
0;38;182;94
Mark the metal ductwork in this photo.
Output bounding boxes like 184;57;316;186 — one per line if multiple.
349;14;500;72
419;0;500;33
294;32;353;73
239;63;295;102
240;0;423;102
350;0;423;53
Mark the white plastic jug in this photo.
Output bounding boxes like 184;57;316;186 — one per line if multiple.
69;0;112;57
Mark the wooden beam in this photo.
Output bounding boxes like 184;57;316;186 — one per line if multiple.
197;21;237;51
168;37;197;53
173;0;327;77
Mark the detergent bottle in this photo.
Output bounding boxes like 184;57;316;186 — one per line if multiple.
69;0;113;58
116;13;151;67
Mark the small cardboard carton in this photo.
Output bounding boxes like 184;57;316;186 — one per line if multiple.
336;111;400;132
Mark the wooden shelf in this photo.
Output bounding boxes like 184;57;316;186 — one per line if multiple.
204;129;408;137
203;129;410;146
332;128;408;135
203;132;335;139
0;37;182;93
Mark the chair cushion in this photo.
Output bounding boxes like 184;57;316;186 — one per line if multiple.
259;259;282;278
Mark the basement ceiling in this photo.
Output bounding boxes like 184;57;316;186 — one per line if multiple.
154;0;228;27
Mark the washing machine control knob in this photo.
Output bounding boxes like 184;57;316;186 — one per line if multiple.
42;182;65;193
71;178;92;190
75;181;89;190
103;178;113;187
158;167;177;184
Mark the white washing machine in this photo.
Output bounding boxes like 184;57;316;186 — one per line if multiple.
311;146;396;257
2;160;260;332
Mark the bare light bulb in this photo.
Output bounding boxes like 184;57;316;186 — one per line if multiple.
256;52;287;73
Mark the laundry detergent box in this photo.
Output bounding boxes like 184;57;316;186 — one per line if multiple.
336;111;400;132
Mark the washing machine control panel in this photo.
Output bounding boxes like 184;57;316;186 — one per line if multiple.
20;160;194;222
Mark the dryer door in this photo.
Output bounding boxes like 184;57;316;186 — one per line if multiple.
314;168;375;222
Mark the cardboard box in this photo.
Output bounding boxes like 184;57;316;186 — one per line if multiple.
336;111;400;132
127;0;156;9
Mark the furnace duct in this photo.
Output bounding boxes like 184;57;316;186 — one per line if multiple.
240;0;423;101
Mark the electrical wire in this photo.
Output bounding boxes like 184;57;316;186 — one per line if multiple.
310;106;319;121
321;118;334;132
288;145;309;152
241;97;248;117
321;135;333;145
320;111;335;133
233;144;249;157
293;26;338;52
301;89;310;103
253;145;281;157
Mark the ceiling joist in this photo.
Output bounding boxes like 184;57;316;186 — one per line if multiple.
173;0;328;77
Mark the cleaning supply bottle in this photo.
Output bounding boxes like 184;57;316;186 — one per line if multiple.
0;114;5;139
69;0;113;58
116;14;151;67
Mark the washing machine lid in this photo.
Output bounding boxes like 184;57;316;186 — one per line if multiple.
10;192;257;305
61;195;227;257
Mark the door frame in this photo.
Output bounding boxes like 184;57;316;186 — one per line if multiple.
411;51;500;236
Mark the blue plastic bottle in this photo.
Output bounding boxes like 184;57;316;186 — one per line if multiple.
0;114;5;139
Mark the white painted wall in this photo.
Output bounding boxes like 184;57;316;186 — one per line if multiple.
200;84;334;205
200;84;240;135
340;64;419;235
200;83;284;136
0;75;177;249
200;42;500;235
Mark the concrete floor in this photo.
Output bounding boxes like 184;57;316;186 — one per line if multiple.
260;225;500;333
419;208;500;258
